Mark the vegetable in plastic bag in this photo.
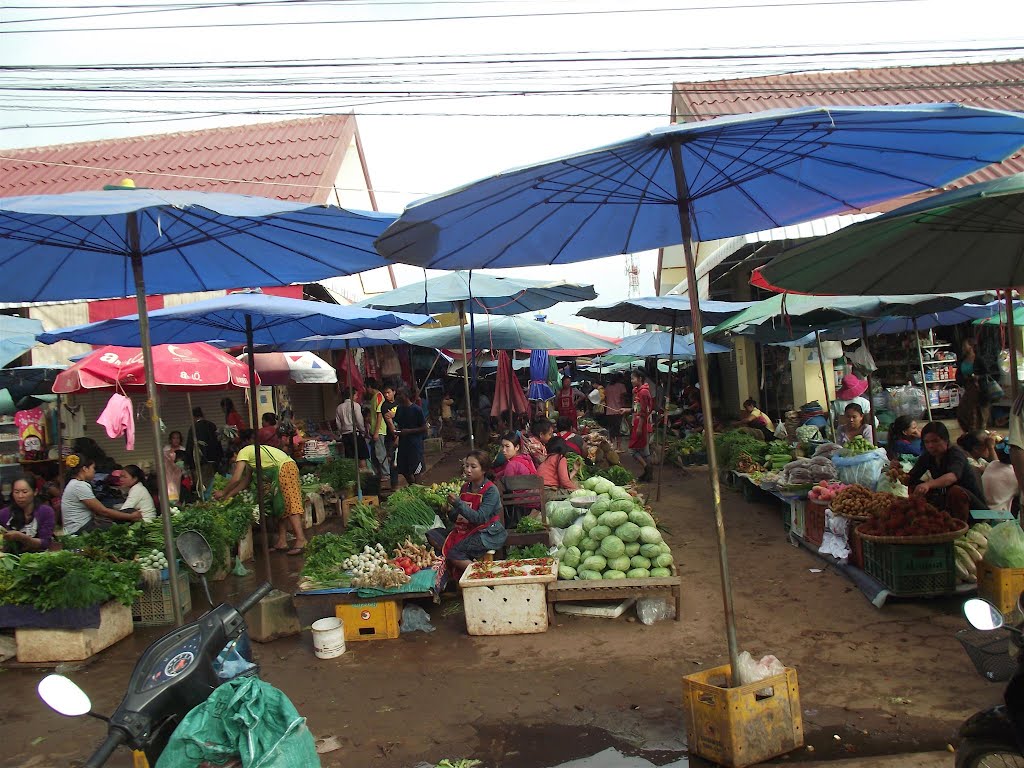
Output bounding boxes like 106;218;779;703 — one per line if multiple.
985;521;1024;568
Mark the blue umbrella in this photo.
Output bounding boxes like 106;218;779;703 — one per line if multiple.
611;330;729;358
376;104;1024;680
37;293;429;347
359;270;597;447
0;183;400;617
528;350;555;401
0;187;395;302
256;328;404;351
376;105;1024;271
0;315;44;368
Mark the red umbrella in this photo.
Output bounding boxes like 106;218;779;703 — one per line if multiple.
335;348;364;395
53;343;255;394
491;351;529;418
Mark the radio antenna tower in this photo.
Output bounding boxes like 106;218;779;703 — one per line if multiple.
625;254;640;297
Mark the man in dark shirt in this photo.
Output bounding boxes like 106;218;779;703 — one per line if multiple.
186;407;223;497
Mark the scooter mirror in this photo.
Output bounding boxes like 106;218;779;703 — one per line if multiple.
964;598;1004;631
37;674;92;717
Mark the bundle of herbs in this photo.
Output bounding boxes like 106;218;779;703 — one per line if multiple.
0;551;141;611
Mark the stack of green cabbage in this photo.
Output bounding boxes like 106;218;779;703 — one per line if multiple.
553;478;673;580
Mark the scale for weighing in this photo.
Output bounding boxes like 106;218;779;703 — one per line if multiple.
175;531;215;607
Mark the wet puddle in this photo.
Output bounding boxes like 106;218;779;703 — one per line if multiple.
464;723;690;768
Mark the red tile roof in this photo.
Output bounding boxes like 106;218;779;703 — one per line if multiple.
672;60;1024;198
0;114;358;203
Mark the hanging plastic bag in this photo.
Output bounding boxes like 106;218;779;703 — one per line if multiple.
819;341;845;361
848;342;877;374
819;508;851;560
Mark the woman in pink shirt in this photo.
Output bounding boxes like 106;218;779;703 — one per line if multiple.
536;436;579;493
494;432;538;527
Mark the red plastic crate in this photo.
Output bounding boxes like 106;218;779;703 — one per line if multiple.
804;500;827;548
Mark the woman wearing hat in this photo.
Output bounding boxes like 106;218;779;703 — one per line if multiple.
832;373;873;436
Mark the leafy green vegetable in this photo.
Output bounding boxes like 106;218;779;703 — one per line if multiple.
507;543;550;559
515;516;546;533
0;551;141;610
596;465;634;487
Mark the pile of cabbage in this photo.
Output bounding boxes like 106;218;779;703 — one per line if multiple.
550;477;674;580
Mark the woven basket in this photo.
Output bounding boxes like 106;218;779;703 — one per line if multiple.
855;519;967;545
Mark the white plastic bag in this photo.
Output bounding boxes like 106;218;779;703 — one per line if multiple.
819;508;851;560
832;448;888;489
848;342;877;374
735;650;786;696
636;596;676;625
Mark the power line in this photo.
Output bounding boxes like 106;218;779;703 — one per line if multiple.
2;0;932;34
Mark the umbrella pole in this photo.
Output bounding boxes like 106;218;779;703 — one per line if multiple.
186;391;205;499
814;332;835;441
245;315;273;585
56;394;64;488
128;224;183;627
456;300;475;448
1007;289;1019;400
861;320;877;445
347;341;363;502
670;144;740;683
912;318;933;421
656;311;678;502
416;351;443;401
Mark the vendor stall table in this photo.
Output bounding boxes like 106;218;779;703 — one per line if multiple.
546;565;681;625
294;567;438;639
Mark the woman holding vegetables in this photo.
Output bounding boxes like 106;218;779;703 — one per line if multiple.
429;450;507;579
214;430;307;556
1;477;55;552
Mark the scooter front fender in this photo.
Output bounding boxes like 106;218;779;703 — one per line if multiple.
960;705;1015;742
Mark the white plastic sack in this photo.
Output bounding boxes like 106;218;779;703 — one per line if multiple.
819;508;852;560
832;448;888;489
735;650;786;696
848;342;877;374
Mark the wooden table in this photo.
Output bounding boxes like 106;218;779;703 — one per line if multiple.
545;569;682;625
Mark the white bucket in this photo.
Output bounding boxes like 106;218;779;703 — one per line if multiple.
311;617;346;659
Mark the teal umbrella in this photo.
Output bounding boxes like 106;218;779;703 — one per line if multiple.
400;315;614;353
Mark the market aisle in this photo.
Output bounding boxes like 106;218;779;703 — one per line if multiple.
0;452;997;768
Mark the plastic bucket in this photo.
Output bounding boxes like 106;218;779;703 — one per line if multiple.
311;617;346;659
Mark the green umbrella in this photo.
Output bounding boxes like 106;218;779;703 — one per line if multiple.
755;173;1024;296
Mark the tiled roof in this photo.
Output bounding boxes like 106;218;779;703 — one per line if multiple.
0;114;357;203
672;60;1024;192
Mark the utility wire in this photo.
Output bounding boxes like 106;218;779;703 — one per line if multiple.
2;0;933;34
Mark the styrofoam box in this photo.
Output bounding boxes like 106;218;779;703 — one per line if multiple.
459;560;556;636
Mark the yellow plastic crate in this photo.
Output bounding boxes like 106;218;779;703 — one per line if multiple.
977;560;1024;615
335;600;400;641
681;664;803;768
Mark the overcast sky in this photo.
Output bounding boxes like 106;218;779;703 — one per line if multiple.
1;0;1020;335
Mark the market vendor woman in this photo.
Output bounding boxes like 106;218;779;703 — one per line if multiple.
1;477;55;552
214;430;308;556
427;450;507;578
908;421;988;522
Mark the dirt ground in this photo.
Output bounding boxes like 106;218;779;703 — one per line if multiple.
0;450;1002;768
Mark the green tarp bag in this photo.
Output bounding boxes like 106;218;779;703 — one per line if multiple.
156;676;319;768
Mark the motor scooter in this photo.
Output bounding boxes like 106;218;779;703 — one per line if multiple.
956;595;1024;767
38;579;272;767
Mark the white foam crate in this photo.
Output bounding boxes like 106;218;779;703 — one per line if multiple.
459;559;556;636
